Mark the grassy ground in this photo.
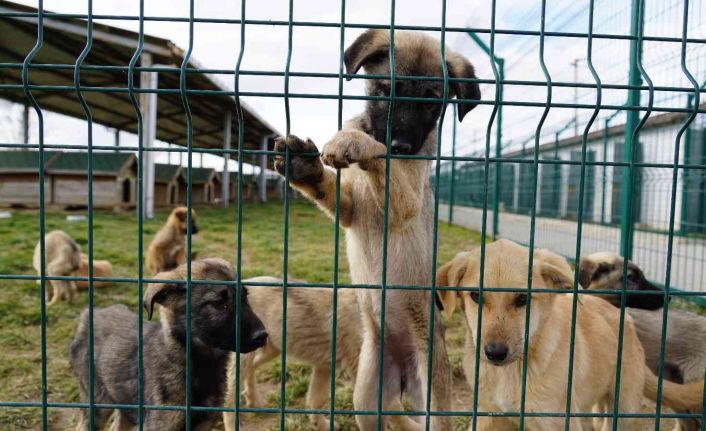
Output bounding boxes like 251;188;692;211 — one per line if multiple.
0;202;481;430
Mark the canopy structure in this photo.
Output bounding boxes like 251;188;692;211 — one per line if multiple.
0;0;279;215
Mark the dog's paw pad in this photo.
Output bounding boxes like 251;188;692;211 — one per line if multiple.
273;135;323;184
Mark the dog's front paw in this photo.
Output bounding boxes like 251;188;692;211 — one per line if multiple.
321;129;386;170
274;135;323;185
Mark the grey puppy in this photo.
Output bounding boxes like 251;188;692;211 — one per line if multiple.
69;258;268;431
274;29;480;430
580;252;706;431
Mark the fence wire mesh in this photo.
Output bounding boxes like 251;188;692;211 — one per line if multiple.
0;0;705;430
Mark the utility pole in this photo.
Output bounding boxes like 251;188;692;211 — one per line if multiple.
466;31;504;240
571;58;586;137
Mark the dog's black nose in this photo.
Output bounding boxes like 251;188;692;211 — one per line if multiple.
251;329;268;348
484;343;508;363
190;225;199;234
390;140;412;155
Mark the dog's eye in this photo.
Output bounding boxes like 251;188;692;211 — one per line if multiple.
209;299;228;310
514;294;528;308
208;291;230;310
469;291;480;304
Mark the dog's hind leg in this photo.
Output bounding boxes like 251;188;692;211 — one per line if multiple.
354;329;394;431
74;408;112;431
411;316;452;431
108;411;132;431
224;346;280;431
46;260;72;305
307;366;337;431
243;344;279;408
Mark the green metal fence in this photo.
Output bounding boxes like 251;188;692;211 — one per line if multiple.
0;0;705;430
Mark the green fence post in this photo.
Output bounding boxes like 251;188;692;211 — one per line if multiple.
680;81;705;236
619;0;643;261
680;93;694;236
449;104;457;223
465;32;504;240
492;59;504;239
601;118;609;225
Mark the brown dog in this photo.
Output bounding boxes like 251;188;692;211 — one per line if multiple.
274;29;480;430
146;206;199;275
33;230;82;305
580;252;706;431
437;240;703;431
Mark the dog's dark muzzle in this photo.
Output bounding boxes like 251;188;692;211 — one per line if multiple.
238;328;268;353
391;140;413;155
251;328;268;348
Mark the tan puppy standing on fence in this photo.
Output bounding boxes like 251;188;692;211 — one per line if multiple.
437;239;704;431
146;206;199;275
33;230;81;305
274;29;480;430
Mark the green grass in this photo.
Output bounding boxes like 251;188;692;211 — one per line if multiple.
0;202;481;430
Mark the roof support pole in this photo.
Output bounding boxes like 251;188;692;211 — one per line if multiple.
22;104;29;146
221;111;232;207
258;135;269;203
114;129;120;153
140;52;157;219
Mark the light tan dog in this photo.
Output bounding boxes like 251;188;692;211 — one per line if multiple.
274;29;480;430
33;230;81;305
145;206;198;275
437;239;703;431
73;253;113;289
223;277;361;431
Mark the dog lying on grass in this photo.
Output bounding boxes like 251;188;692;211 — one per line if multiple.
438;240;703;431
70;258;267;431
73;253;113;289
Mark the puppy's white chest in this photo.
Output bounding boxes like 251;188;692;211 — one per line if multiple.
480;364;520;412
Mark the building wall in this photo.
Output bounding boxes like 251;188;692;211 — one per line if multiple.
0;174;52;207
52;175;135;208
527;124;685;231
154;182;178;206
178;183;210;204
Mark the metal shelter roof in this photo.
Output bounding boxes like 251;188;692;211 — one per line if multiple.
0;0;279;154
46;151;136;175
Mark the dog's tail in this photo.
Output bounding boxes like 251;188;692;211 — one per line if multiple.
644;365;704;413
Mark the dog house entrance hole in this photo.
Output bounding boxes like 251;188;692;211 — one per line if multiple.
122;179;131;203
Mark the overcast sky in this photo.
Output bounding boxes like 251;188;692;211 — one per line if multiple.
2;0;704;171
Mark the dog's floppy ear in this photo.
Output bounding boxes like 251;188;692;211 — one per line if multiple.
578;258;597;289
436;252;470;320
539;262;574;290
344;29;389;79
174;209;187;223
144;281;182;320
446;52;481;122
